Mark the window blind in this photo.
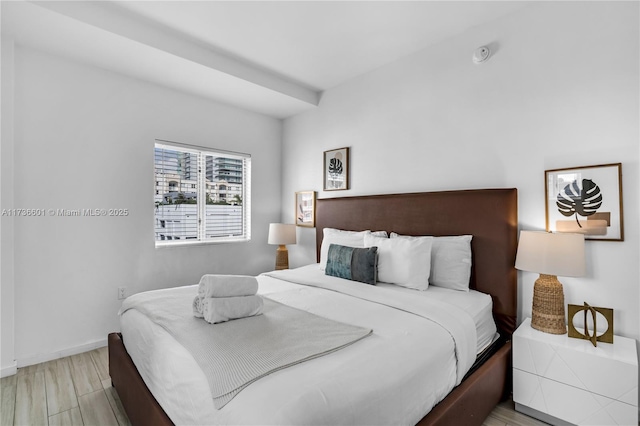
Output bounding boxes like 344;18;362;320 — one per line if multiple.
154;140;251;246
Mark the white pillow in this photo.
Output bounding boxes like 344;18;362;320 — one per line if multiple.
319;228;387;270
391;233;472;291
364;233;433;290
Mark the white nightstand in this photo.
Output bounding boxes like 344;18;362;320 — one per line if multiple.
513;318;638;425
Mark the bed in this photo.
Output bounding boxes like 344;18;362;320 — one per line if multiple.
109;188;518;425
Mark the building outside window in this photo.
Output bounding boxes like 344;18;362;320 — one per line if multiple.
154;140;251;246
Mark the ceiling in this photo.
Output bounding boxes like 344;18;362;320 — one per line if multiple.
2;1;530;118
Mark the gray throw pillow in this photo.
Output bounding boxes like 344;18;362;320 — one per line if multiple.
325;244;377;285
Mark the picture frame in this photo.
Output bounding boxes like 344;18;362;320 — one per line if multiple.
295;191;316;227
545;163;623;241
323;147;349;191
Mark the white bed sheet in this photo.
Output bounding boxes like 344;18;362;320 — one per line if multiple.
374;282;497;353
119;264;496;425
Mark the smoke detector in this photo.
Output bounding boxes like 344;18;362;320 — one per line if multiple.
472;46;491;64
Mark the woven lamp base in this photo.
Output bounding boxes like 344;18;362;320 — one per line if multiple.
531;274;567;334
275;245;289;270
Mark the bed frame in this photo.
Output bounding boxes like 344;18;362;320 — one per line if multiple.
109;188;518;426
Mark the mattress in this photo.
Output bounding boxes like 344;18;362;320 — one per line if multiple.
119;264;496;425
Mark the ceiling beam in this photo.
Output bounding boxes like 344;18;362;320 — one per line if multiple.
30;0;320;107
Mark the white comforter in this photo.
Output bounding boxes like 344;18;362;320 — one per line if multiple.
119;265;485;425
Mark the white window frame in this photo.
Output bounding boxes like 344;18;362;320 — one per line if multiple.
154;139;251;247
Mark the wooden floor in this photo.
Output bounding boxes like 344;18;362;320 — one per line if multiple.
0;347;129;426
483;400;548;426
1;347;546;426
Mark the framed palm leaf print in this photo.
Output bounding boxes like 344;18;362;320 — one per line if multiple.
545;163;623;241
324;147;349;191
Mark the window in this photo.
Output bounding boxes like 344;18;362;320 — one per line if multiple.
154;140;251;246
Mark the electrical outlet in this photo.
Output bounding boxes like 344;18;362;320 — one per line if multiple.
118;287;127;300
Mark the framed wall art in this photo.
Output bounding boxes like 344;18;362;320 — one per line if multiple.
295;191;316;227
545;163;623;241
323;147;349;191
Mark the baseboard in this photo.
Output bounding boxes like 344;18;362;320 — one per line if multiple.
514;402;573;426
1;361;18;378
15;337;108;370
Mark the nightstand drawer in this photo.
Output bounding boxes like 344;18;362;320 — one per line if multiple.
514;368;637;426
513;324;637;404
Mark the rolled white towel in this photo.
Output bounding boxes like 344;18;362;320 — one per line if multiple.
193;296;204;318
198;275;258;298
202;295;264;324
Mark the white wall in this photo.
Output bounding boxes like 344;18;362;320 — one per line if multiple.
282;2;640;340
2;45;282;369
1;38;17;376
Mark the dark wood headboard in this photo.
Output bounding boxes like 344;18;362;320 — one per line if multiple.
315;188;518;337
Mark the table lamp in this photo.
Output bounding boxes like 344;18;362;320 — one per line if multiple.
268;223;296;270
515;231;586;334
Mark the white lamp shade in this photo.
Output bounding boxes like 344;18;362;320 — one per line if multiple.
268;223;297;245
515;231;585;277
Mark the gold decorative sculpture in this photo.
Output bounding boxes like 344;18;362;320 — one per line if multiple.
568;303;614;346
